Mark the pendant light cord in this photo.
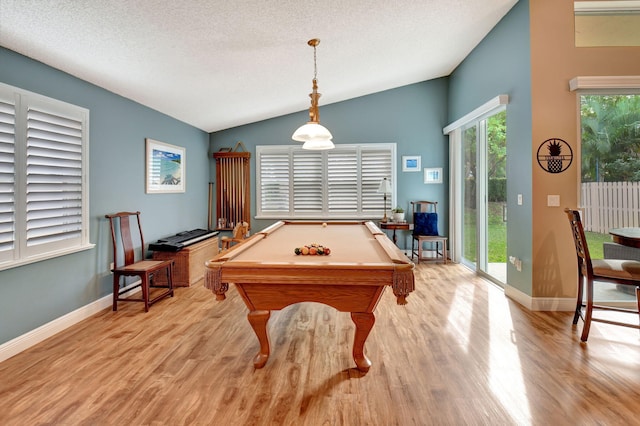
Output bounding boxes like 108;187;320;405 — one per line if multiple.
313;44;318;81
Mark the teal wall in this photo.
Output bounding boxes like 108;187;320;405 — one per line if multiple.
211;79;450;246
447;0;532;294
0;1;529;348
0;47;210;345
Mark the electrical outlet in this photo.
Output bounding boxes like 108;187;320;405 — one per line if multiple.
517;194;523;205
509;256;522;272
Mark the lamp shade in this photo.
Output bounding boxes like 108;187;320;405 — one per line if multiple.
302;139;335;150
292;122;333;142
377;177;392;194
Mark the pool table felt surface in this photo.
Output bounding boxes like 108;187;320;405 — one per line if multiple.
205;221;414;296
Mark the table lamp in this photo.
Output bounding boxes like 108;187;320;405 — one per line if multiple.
377;177;392;223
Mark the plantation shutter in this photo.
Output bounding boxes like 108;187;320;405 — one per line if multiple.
25;105;84;250
327;148;358;213
361;146;393;214
258;149;290;214
257;143;395;218
293;150;323;214
0;98;16;260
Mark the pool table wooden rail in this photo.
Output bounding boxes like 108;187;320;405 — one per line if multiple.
205;220;414;302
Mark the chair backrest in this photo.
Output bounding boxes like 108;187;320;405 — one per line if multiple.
232;221;249;240
564;208;593;279
411;201;439;236
105;211;145;268
411;201;437;214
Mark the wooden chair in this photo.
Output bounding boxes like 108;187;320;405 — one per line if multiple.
221;221;249;251
411;201;447;264
106;211;174;312
564;208;640;341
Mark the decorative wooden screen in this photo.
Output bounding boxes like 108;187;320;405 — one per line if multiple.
213;147;251;231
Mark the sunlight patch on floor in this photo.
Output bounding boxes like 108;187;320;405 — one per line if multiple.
445;283;474;354
488;286;532;424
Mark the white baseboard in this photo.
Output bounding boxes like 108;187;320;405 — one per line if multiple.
0;294;112;363
505;284;637;311
0;281;140;363
505;284;576;311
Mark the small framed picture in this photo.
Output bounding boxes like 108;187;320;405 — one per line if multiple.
424;167;443;184
402;155;421;172
146;138;186;193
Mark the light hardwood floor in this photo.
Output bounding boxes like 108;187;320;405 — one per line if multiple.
1;263;639;425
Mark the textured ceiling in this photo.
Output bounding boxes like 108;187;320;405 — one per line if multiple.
0;0;518;132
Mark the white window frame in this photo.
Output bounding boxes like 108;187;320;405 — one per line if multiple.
256;143;396;219
0;82;93;271
569;76;640;211
443;95;509;263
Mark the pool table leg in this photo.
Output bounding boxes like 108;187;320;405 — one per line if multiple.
351;312;375;372
248;310;271;368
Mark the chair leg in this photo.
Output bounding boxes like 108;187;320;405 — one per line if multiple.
580;278;594;342
142;277;150;313
411;238;416;262
113;274;119;311
436;240;443;263
436;239;447;265
573;273;584;325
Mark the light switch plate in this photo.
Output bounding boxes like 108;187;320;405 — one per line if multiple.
547;195;560;207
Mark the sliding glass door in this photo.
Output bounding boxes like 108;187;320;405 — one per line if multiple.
461;110;507;284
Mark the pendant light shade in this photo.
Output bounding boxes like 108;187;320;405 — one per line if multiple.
302;138;335;150
292;38;334;150
292;122;333;142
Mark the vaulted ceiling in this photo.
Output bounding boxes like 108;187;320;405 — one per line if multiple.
0;0;518;132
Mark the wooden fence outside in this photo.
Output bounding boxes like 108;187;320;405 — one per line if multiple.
581;182;640;233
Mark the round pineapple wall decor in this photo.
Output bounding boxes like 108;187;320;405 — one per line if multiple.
537;138;572;173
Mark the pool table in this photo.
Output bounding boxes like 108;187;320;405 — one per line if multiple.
204;220;415;372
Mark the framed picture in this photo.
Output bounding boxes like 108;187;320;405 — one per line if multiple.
424;167;443;184
145;138;186;193
402;155;421;172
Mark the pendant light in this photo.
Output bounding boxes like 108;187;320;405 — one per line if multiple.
292;38;334;150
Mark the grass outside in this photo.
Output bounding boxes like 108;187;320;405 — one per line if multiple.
466;204;610;263
464;203;506;263
584;231;610;259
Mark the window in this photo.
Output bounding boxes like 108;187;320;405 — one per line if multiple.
0;82;92;270
570;76;640;305
569;77;640;237
579;92;640;233
256;143;395;219
574;1;640;47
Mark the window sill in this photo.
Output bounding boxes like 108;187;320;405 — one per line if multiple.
0;243;96;273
